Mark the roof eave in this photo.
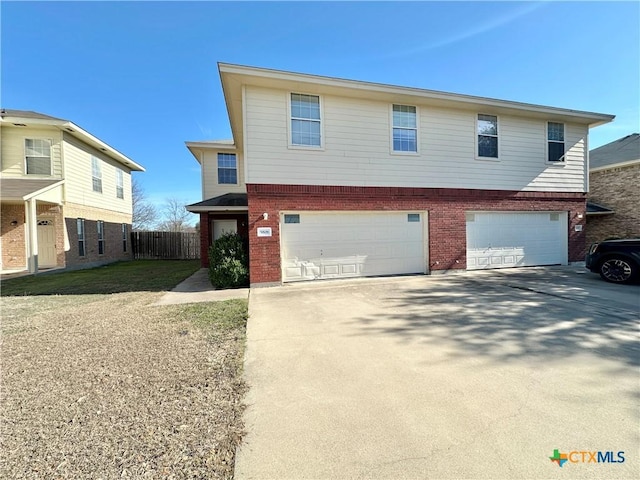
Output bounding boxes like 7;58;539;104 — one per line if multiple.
590;158;640;172
218;62;616;127
186;205;248;213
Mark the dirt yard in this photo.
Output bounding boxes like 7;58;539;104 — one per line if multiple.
1;290;247;479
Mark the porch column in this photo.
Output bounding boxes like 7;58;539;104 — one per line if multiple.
25;199;38;274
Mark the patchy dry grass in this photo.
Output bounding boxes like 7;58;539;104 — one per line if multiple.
1;281;248;479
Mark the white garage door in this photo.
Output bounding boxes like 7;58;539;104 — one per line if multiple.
281;212;427;282
466;212;568;270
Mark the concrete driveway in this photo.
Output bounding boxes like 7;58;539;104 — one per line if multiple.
235;267;639;479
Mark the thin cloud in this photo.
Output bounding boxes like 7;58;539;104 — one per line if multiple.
389;1;547;57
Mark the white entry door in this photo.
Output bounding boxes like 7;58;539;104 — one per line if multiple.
281;211;427;282
466;212;567;270
37;219;57;267
213;219;238;240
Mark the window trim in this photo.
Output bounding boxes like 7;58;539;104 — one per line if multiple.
217;152;238;185
546;121;566;164
390;104;419;155
475;113;500;161
97;220;105;255
91;156;103;193
77;218;86;257
122;223;128;253
24;138;53;176
287;92;324;150
116;169;124;199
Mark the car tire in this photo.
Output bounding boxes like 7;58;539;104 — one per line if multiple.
599;257;638;284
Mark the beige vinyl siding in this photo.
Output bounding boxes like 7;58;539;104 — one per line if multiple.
0;125;63;177
202;150;246;199
243;86;588;193
62;133;132;215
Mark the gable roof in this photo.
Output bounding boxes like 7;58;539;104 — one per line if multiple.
589;133;640;171
217;63;615;150
0;109;145;172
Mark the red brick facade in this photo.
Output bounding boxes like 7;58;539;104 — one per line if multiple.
246;184;587;286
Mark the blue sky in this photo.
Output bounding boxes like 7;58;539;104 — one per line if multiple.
2;1;639;221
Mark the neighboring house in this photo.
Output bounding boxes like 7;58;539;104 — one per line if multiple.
586;133;640;245
187;63;614;287
1;109;145;274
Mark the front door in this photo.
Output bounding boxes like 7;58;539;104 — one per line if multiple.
37;219;57;267
212;219;238;241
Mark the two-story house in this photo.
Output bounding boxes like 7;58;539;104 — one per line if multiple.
187;64;614;287
1;109;145;274
586;133;640;244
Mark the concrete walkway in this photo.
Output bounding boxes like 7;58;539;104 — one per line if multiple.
154;268;249;305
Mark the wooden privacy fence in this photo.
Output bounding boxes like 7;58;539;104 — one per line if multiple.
131;231;200;260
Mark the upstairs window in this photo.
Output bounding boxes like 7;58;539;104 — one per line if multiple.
217;153;237;184
547;122;565;162
92;157;102;193
97;220;105;255
392;105;417;152
290;93;321;147
116;169;124;199
25;139;52;175
477;114;499;158
77;218;86;257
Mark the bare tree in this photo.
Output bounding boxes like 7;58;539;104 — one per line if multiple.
157;197;193;232
132;177;158;231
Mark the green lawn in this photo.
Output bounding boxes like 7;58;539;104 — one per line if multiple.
0;260;200;296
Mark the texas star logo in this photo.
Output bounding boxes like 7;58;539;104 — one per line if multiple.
550;449;568;467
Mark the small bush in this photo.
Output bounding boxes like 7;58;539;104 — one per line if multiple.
208;233;249;289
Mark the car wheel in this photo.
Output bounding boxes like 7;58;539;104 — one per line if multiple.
599;257;637;283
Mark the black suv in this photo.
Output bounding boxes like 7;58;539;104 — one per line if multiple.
586;238;640;283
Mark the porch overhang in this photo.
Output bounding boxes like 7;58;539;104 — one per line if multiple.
0;178;65;203
186;193;248;213
586;201;615;216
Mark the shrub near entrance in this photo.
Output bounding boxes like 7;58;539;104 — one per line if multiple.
208;232;249;288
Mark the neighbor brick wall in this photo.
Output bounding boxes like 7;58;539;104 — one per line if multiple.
1;203;64;271
1;204;27;270
587;163;640;245
247;184;587;285
65;218;132;269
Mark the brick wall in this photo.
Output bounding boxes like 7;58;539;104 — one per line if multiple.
65;218;132;269
247;184;586;285
1;204;27;270
1;203;65;271
587;163;640;245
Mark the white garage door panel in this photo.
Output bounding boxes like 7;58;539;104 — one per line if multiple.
466;212;567;270
282;212;426;282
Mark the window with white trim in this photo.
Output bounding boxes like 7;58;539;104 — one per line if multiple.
25;139;52;175
122;224;128;252
290;93;321;147
116;169;124;199
477;114;498;158
217;153;237;184
547;122;565;162
92;157;102;193
392;105;417;152
77;218;86;257
97;220;105;255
